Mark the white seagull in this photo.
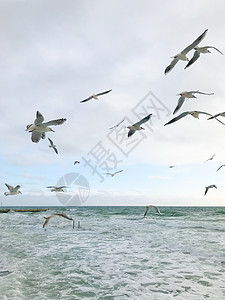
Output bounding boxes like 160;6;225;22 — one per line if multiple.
173;91;214;115
216;165;225;172
48;138;58;154
127;114;152;137
46;186;69;192
4;183;22;196
185;46;223;69
204;154;216;163
165;29;208;75
109;118;125;130
143;205;162;218
204;185;217;196
43;212;74;228
104;170;124;177
80;89;112;103
164;111;215;126
26;111;67;143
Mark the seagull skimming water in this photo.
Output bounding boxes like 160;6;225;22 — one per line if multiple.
43;212;74;228
143;205;162;218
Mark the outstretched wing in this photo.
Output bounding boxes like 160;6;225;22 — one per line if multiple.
164;112;190;126
53;146;58;154
128;128;136;137
181;29;208;55
96;89;112;96
114;170;124;175
109;118;125;130
165;57;179;75
134;114;152;127
80;96;93;103
53;212;73;221
34;111;44;125
5;183;14;191
43;118;67;126
48;138;54;146
217;165;225;172
43;218;50;228
204;187;209;196
31;131;42;143
173;95;186;115
204;46;224;55
14;185;21;191
184;50;200;69
195;91;214;95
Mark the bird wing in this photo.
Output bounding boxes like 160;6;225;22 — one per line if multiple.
43;217;50;228
109;118;125;130
195;91;214;95
173;95;186;115
34;111;44;125
216;165;225;171
204;46;224;55
164;112;190;126
143;206;149;218
43;118;67;126
46;186;56;188
14;185;21;191
128;128;136;137
164;57;179;75
181;29;208;54
31;131;42;143
53;147;58;154
204;187;209;196
5;183;14;191
80;96;93;103
53;212;73;221
184;50;200;69
48;138;54;146
114;170;124;175
96;89;112;96
133;114;152;127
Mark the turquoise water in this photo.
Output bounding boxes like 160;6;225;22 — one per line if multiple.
0;206;225;299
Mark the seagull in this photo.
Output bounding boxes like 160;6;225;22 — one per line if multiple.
216;165;225;172
173;91;214;115
43;212;74;228
204;154;216;163
48;138;58;154
74;161;80;165
103;170;124;177
46;186;69;192
164;111;215;126
109;118;125;130
164;29;208;75
4;183;22;196
80;89;112;103
204;185;217;196
26;111;67;143
143;205;162;218
127;114;152;137
169;166;175;168
185;46;224;69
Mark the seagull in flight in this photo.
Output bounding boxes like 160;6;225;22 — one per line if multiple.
80;89;112;103
173;91;214;115
204;154;216;163
109;118;125;130
4;183;22;196
164;111;216;126
46;186;69;192
165;29;208;75
26;111;67;143
143;205;162;218
48;138;58;154
185;46;223;69
127;114;152;137
216;165;225;172
104;170;124;177
74;161;80;165
169;166;175;168
43;212;74;229
204;185;217;196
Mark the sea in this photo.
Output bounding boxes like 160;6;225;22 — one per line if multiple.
0;206;225;300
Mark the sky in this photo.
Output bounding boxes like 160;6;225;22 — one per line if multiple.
0;0;225;206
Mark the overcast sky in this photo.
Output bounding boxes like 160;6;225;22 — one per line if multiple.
1;0;225;206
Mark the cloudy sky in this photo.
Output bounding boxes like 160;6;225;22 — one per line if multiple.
1;0;225;206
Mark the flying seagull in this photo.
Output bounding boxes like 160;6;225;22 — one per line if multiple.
43;212;74;229
109;118;125;130
80;89;112;103
4;183;22;196
127;114;152;137
169;166;175;168
103;170;124;177
74;161;80;165
164;29;208;75
46;186;69;192
204;185;217;196
48;138;58;154
26;111;67;143
164;111;215;126
173;91;214;115
216;165;225;172
204;154;216;163
185;46;224;69
143;205;162;218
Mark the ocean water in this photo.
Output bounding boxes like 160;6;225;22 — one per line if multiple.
0;206;225;300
